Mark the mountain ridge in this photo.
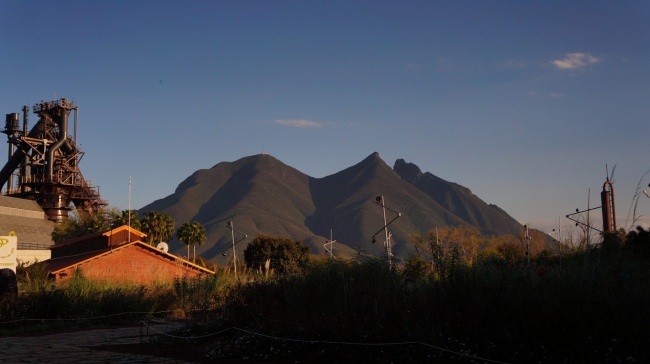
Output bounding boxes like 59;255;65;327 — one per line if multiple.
140;152;525;262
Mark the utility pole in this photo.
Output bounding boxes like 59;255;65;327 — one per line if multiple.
566;189;603;251
223;221;247;279
371;196;401;270
128;176;132;242
524;225;530;266
323;228;335;257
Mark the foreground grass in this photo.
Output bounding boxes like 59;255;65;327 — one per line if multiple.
207;255;649;363
2;247;649;363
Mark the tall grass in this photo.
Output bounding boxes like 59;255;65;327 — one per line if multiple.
1;267;178;334
2;240;649;362
213;249;649;362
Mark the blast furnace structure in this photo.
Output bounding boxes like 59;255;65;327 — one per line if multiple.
1;98;106;222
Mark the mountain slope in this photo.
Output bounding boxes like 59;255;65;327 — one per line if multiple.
142;154;318;259
306;152;469;258
140;153;524;262
393;159;522;236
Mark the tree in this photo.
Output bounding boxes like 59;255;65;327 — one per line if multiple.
411;226;483;269
243;235;310;276
176;221;207;262
623;226;650;259
140;211;174;245
51;209;114;243
110;209;142;231
438;226;482;265
402;255;429;282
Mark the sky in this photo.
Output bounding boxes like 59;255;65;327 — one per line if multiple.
1;1;649;237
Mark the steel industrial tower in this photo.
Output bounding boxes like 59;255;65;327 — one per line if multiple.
1;98;107;222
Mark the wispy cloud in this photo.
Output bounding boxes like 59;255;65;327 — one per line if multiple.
503;60;526;68
275;119;324;128
529;91;566;98
551;52;600;70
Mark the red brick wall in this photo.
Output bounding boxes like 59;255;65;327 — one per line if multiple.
54;245;206;285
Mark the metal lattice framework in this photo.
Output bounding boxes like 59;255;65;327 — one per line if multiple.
1;98;107;222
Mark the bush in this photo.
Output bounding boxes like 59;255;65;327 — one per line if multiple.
243;235;310;276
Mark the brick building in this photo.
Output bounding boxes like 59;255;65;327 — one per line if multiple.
45;225;213;285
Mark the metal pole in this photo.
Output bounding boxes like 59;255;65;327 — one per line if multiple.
74;106;78;147
21;106;28;194
557;216;560;243
230;222;237;279
525;225;530;266
587;189;590;250
371;196;401;269
128;176;131;242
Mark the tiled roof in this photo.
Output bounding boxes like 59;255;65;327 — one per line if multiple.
0;195;44;214
0;215;54;247
0;195;54;247
51;225;147;249
45;240;214;275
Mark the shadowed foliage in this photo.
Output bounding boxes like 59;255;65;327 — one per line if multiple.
243;235;310;276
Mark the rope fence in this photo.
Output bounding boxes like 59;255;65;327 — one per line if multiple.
0;309;178;324
141;321;511;364
1;310;511;364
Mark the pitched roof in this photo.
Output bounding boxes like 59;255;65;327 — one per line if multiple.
51;225;147;249
0;195;45;214
45;240;214;275
0;195;54;248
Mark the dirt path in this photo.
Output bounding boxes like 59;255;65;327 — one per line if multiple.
0;322;201;363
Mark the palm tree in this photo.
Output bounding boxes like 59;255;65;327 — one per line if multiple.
111;209;142;230
141;211;175;245
160;213;175;245
176;221;207;262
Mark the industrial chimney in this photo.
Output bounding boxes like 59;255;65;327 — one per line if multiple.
601;177;616;233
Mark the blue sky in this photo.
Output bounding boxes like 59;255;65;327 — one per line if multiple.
1;1;649;236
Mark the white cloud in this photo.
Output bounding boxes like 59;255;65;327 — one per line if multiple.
503;60;526;68
551;52;600;70
275;119;324;128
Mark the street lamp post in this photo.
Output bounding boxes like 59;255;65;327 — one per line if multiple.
222;221;247;279
566;205;603;251
523;225;530;266
323;228;335;257
371;196;401;269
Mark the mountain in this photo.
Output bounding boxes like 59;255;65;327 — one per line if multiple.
140;152;525;262
393;159;522;236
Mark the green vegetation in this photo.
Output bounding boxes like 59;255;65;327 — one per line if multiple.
176;221;207;261
3;229;650;362
51;209;116;243
140;211;175;245
243;235;310;275
111;209;142;231
51;208;178;247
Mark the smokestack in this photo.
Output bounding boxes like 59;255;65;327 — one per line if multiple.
601;178;616;233
3;113;19;191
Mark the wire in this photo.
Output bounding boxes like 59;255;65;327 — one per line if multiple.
0;309;177;324
141;322;511;364
1;310;510;364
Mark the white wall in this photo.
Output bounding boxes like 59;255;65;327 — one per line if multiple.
17;250;51;266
